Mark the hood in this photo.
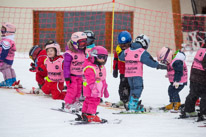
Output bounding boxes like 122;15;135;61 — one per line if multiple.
130;42;142;50
174;51;186;61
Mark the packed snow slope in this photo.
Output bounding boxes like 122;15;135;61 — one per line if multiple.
0;55;206;137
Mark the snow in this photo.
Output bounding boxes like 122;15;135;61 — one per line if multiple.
0;55;206;137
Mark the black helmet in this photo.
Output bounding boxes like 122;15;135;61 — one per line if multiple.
29;45;42;61
84;30;95;45
44;40;56;48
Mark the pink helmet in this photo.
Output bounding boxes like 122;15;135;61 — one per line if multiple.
89;46;108;65
157;47;173;64
45;42;61;56
1;22;16;36
71;32;87;49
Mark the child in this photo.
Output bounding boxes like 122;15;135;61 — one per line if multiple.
180;43;206;120
84;30;95;58
29;44;47;91
0;22;19;87
64;32;87;112
113;31;131;108
118;34;167;112
40;42;66;100
157;47;188;111
81;46;109;122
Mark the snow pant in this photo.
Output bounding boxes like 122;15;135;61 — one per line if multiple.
168;84;185;102
184;82;206;115
64;76;83;104
36;71;46;88
82;97;100;114
119;74;130;103
0;62;16;80
41;80;66;100
128;76;143;99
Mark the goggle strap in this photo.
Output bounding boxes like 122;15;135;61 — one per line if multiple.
163;48;170;62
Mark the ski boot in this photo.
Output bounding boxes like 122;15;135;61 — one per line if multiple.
79;113;107;123
165;102;174;110
64;103;77;113
30;87;43;94
174;102;181;111
65;101;81;113
0;78;14;87
197;113;205;122
73;101;82;112
128;95;144;112
12;80;23;89
179;110;198;119
0;80;6;87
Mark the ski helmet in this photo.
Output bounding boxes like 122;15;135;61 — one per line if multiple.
118;31;132;44
157;47;173;64
89;46;108;65
84;30;95;45
29;45;42;61
134;34;150;50
71;32;87;49
44;40;55;48
45;42;61;56
1;22;16;36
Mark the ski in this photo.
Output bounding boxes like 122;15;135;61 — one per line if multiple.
0;86;26;95
198;123;206;127
198;125;206;127
51;102;81;114
15;88;25;95
68;119;122;125
15;87;47;96
50;108;79;114
113;111;150;115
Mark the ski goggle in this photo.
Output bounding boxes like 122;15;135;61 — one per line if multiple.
96;54;108;60
160;48;171;64
77;39;87;48
1;27;6;34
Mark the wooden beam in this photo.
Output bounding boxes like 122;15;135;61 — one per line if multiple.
56;12;64;51
171;0;183;50
33;11;40;46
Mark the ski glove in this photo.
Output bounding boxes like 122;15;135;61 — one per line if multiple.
157;64;167;70
29;67;36;72
65;78;71;87
173;82;179;89
29;63;36;72
38;67;44;72
113;69;118;78
116;45;122;55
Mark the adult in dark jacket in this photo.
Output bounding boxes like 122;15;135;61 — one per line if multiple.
181;44;206;119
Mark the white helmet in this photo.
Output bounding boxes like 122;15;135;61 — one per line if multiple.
135;34;150;50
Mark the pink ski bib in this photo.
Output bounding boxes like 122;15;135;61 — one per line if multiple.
192;48;206;71
124;48;144;77
65;50;85;75
44;57;64;82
